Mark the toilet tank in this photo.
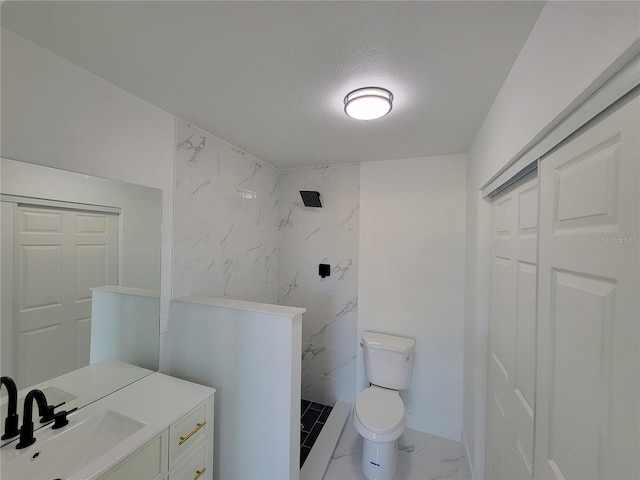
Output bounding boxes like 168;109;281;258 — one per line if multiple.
361;332;415;390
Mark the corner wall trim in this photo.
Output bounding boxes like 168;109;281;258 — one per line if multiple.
462;428;474;479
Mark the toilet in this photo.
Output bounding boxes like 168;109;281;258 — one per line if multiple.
354;332;416;480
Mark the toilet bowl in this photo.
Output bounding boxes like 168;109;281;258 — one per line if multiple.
354;386;405;442
354;332;415;480
354;386;406;480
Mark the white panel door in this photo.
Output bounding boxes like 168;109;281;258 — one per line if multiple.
535;92;639;479
487;172;538;480
15;206;118;388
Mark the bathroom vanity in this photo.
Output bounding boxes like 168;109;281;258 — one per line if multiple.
0;371;215;480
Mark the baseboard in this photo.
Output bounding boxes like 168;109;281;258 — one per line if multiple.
300;401;351;480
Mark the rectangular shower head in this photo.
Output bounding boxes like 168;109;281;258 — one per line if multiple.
300;191;322;207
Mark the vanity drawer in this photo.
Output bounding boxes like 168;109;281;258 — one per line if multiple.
98;431;166;480
169;437;210;480
169;402;208;464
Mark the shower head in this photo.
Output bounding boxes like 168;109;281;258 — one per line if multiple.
300;191;322;207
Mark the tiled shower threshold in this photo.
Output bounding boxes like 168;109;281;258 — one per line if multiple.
300;400;351;479
301;400;333;465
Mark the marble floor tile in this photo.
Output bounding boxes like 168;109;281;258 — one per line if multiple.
324;415;468;480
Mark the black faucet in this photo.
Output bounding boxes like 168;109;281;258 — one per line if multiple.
0;376;19;440
16;389;51;449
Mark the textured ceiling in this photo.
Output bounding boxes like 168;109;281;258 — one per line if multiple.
1;1;544;168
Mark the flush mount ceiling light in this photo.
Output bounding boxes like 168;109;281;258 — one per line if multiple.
344;86;393;120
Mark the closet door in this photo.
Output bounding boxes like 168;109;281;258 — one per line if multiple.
487;172;538;480
535;92;639;479
15;206;119;388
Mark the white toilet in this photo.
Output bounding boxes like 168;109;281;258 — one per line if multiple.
354;332;416;480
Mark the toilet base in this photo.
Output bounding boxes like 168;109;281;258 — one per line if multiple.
361;438;398;480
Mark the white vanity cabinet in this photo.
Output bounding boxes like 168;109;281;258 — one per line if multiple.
98;396;214;480
97;432;167;480
169;398;213;480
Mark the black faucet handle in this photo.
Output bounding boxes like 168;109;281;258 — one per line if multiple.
52;411;69;430
51;407;77;430
51;407;78;430
40;401;65;424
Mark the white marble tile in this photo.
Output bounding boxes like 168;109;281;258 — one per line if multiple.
296;205;331;232
259;161;280;198
277;256;308;307
302;345;354;378
420;435;462;463
326;357;357;404
327;310;358;354
306;165;359;227
220;223;266;260
172;258;226;299
173;222;219;265
294;266;357;319
326;375;356;405
276;168;304;208
394;453;466;480
303;225;358;259
220;147;260;193
302;313;329;347
324;416;365;479
174;122;278;304
276;164;359;403
301;372;326;404
278;203;306;230
304;165;332;191
259;196;280;228
324;416;468;480
302;342;327;373
324;348;357;380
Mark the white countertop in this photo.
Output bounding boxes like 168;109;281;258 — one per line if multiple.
173;295;306;318
0;360;153;437
1;372;215;480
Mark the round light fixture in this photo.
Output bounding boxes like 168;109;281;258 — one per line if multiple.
344;86;393;120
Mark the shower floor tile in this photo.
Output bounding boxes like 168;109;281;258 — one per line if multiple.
301;399;333;467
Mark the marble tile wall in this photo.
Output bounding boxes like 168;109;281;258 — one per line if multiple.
173;121;279;303
276;165;360;405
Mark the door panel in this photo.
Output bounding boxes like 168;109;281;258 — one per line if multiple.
15;206;118;388
536;93;639;480
487;172;538;480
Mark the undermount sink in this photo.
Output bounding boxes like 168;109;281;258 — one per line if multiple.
0;409;145;480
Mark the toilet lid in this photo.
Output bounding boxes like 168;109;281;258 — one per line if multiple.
355;386;404;434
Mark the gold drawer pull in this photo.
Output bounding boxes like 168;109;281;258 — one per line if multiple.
193;467;206;480
179;420;206;445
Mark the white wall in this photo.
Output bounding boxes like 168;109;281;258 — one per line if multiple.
359;155;466;441
173;121;279;303
167;296;303;480
463;2;640;477
0;28;175;323
91;287;160;371
277;165;360;405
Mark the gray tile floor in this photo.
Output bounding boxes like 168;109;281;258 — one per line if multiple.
324;414;469;480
